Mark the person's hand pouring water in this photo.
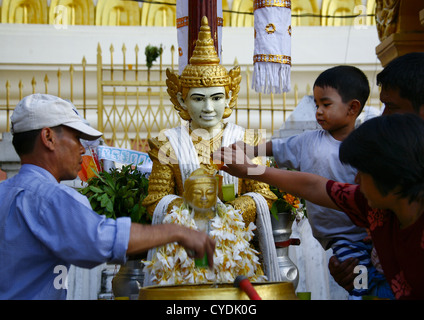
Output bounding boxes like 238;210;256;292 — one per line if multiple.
212;141;266;178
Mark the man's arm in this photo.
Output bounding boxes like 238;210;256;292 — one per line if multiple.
235;140;273;158
127;223;215;269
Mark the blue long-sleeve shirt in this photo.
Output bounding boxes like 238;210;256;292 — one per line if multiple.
0;164;131;299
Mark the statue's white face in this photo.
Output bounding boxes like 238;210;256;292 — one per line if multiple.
180;86;229;131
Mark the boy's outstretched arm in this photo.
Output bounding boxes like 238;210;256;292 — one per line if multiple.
213;143;339;211
234;140;273;158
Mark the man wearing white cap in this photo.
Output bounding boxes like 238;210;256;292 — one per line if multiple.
0;94;215;299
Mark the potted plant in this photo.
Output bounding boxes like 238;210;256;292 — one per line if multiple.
79;164;151;225
79;164;150;299
267;157;306;222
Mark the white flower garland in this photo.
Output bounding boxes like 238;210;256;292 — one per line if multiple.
143;203;267;285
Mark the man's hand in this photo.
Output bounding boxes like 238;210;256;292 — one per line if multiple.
328;255;359;292
177;226;216;269
127;223;216;269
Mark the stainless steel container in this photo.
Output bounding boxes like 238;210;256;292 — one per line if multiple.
112;259;145;300
270;212;299;289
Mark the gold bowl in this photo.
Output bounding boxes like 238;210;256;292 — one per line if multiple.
139;282;297;300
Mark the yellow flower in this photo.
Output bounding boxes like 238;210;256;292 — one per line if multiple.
283;193;300;208
143;203;267;285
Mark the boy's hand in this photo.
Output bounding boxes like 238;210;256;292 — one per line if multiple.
212;143;265;178
328;256;359;292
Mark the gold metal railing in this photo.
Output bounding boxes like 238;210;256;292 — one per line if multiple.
1;59;93;133
94;43;307;151
2;44;374;152
97;43;177;151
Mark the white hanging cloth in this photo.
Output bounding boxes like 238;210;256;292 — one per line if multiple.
252;0;292;94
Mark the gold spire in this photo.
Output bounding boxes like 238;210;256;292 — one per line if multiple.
180;16;229;89
189;16;220;66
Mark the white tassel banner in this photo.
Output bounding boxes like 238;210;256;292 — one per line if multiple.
252;0;292;94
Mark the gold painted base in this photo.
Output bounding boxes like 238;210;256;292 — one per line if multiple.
376;33;424;67
139;282;297;300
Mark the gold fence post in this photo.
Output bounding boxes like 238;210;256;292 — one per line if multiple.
31;77;36;94
135;44;139;81
122;44;127;81
5;80;10;132
19;80;23;100
44;75;49;94
171;45;175;71
294;84;298;107
82;57;87;118
57;68;61;97
97;43;104;132
69;64;74;102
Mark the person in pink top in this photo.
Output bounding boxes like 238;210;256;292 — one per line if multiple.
328;52;424;295
214;113;424;299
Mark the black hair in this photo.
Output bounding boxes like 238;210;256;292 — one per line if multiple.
314;65;370;112
340;113;424;203
12;126;63;156
376;52;424;113
12;129;42;156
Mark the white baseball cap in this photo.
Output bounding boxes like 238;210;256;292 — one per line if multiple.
11;94;102;141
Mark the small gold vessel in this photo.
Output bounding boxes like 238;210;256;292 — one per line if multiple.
139;282;297;300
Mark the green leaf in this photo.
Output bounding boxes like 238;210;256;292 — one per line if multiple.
145;45;163;69
79;187;90;195
100;193;113;212
270;204;279;220
130;204;141;223
89;186;104;194
104;185;116;198
78;163;150;223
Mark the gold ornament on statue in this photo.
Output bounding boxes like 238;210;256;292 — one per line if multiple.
166;16;241;121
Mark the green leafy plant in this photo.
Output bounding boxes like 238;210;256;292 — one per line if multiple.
79;164;151;224
269;185;302;220
268;157;307;221
145;44;163;69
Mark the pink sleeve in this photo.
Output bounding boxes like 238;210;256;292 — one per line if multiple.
326;180;370;228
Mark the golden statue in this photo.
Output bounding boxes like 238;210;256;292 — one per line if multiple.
142;16;280;283
142;16;276;225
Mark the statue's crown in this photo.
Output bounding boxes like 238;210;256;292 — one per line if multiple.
180;16;230;88
166;16;241;121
